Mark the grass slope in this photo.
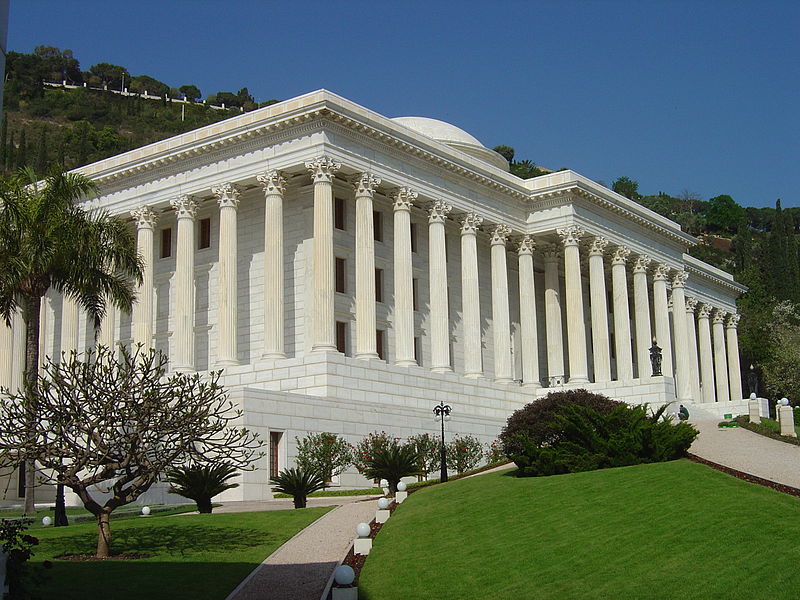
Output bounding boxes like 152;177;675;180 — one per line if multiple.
29;507;332;600
359;460;800;600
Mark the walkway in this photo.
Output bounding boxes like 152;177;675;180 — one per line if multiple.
225;498;377;600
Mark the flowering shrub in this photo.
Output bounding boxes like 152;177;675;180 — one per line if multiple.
407;433;441;480
352;431;395;477
446;435;484;474
295;432;353;486
0;518;39;598
485;439;506;465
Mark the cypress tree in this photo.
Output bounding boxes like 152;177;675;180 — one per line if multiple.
733;223;752;273
766;200;789;300
786;210;800;302
0;114;7;171
35;127;48;174
16;128;27;170
6;130;15;171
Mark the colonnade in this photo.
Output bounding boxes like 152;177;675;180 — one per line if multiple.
0;156;744;406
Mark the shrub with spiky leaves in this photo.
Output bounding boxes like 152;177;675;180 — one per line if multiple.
361;440;421;494
165;462;240;514
352;431;395;476
270;467;325;508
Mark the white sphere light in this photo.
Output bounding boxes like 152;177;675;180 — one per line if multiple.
141;506;151;516
377;497;390;510
356;522;371;538
41;516;52;527
379;479;388;487
397;481;407;492
780;398;789;406
444;414;451;421
750;393;757;400
334;565;355;586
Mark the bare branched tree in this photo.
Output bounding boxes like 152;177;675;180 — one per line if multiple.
0;345;261;558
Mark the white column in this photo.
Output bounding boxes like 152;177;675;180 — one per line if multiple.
632;256;652;378
39;297;49;369
306;156;341;353
611;246;633;382
726;314;743;402
353;173;381;360
11;311;25;392
518;236;540;387
712;310;730;403
257;170;287;359
542;244;564;385
697;303;716;403
61;295;80;357
558;226;588;384
685;297;702;402
460;212;483;378
131;206;158;350
671;271;692;402
428;201;452;372
171;195;197;371
98;303;116;350
652;264;673;377
491;225;512;384
392;188;417;366
213;182;241;366
588;237;610;383
0;317;13;390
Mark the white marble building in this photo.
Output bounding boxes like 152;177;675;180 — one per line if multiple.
0;90;747;501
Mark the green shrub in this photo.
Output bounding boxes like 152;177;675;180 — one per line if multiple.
361;440;421;494
165;463;240;513
269;468;325;508
352;431;394;477
407;433;441;480
295;432;352;487
485;439;507;465
446;435;484;474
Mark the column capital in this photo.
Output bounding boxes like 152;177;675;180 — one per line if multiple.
698;303;713;319
490;224;512;246
541;243;561;262
212;182;241;209
611;245;631;265
131;206;158;229
557;226;585;247
653;263;671;281
171;195;197;219
391;187;417;211
671;270;688;288
588;236;609;256
685;297;698;313
712;309;727;325
633;255;652;273
257;170;286;195
518;235;536;256
460;212;483;235
352;172;381;197
305;156;341;183
725;313;740;329
428;201;452;224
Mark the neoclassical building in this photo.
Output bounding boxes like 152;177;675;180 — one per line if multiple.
0;90;747;501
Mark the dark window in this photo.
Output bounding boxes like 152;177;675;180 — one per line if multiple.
373;211;383;242
412;278;419;311
336;258;346;293
336;321;347;354
414;336;422;366
410;223;418;253
335;197;346;230
269;431;283;479
376;329;385;361
199;218;211;249
375;268;384;303
160;228;172;258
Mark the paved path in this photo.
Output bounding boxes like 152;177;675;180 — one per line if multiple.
226;498;377;600
689;414;800;488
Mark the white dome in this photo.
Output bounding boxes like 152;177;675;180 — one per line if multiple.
391;116;509;171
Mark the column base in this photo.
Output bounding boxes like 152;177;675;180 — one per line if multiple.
494;377;513;385
394;359;417;367
172;364;196;374
355;352;380;360
311;344;338;353
464;372;483;379
568;376;589;384
215;359;239;368
262;352;287;360
430;366;453;373
522;382;541;388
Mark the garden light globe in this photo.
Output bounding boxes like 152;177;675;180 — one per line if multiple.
397;481;407;492
379;479;388;487
356;522;371;538
750;393;757;400
41;516;52;526
334;565;355;586
780;398;789;406
377;497;390;510
141;506;151;516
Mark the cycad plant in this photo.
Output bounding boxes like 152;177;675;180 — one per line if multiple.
165;463;240;513
362;441;421;494
270;467;325;508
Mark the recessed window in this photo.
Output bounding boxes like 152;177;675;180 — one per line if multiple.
160;228;172;259
375;268;384;303
410;223;418;253
373;211;383;242
198;218;211;250
335;258;346;293
336;321;347;354
414;336;422;366
335;197;346;231
376;329;386;361
412;278;419;311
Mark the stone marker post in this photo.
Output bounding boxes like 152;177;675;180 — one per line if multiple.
778;405;797;438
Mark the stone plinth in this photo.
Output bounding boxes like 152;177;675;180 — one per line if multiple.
395;491;408;503
376;509;390;523
748;399;761;424
778;405;796;438
332;587;358;600
354;537;372;555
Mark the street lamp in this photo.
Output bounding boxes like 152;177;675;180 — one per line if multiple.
433;401;452;482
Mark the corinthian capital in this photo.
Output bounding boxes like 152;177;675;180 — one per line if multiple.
685;297;698;313
518;235;536;256
588;236;609;256
713;310;727;325
171;195;197;219
257;170;286;196
131;206;158;229
557;226;584;247
698;303;713;319
390;187;417;211
353;173;381;197
212;182;241;209
671;270;688;288
612;245;631;265
633;255;652;274
428;201;452;224
460;212;483;235
726;313;741;329
305;156;341;183
541;243;561;262
653;263;671;281
491;224;512;246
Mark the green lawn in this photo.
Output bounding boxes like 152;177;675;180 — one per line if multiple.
27;507;332;600
359;460;800;600
0;504;196;527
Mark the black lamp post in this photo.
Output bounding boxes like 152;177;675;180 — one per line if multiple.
433;401;451;483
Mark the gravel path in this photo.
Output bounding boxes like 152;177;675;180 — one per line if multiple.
226;499;377;600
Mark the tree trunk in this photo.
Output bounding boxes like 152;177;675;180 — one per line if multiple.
196;497;213;514
22;295;42;516
293;495;306;509
96;512;112;558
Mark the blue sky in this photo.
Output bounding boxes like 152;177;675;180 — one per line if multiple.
8;0;798;208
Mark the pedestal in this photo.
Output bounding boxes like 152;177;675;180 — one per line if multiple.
748;399;761;424
332;587;358;600
354;538;372;555
376;509;390;523
395;491;408;503
779;405;796;437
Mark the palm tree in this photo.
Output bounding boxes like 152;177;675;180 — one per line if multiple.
165;463;240;513
0;166;143;514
